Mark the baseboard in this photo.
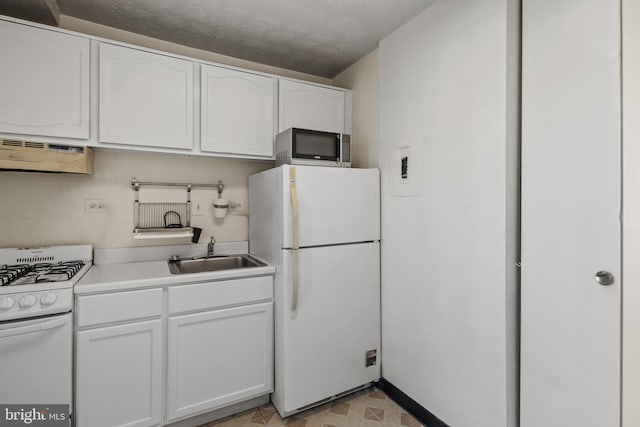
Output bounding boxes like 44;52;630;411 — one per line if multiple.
164;394;269;427
377;378;449;427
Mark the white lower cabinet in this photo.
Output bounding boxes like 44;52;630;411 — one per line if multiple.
75;275;274;427
76;319;163;427
166;302;274;421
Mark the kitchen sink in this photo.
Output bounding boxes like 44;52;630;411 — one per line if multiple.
168;254;266;274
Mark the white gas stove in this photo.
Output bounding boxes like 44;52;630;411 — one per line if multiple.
0;244;92;415
0;245;92;321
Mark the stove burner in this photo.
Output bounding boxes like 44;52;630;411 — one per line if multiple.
0;264;30;285
0;260;87;286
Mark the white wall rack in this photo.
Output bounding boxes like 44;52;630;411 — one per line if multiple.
131;178;224;239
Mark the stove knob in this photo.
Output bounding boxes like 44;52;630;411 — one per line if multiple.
0;296;15;310
19;294;37;308
40;292;57;306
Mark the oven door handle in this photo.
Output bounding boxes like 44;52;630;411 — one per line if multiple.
0;316;68;339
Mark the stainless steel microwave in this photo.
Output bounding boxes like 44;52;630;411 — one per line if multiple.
275;128;351;168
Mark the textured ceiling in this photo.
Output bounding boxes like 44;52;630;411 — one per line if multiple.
0;0;435;78
0;0;57;26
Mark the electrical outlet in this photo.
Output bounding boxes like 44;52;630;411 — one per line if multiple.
192;201;205;216
229;200;247;214
85;199;107;213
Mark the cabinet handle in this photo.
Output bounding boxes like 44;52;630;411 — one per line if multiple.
0;316;68;339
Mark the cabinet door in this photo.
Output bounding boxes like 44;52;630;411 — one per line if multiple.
76;320;163;427
201;65;275;157
278;80;345;133
0;20;89;139
521;0;621;426
99;43;194;150
344;91;353;135
166;303;273;421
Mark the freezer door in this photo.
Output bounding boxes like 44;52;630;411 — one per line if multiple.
272;243;381;415
281;165;380;248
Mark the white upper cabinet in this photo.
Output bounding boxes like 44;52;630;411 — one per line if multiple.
0;20;90;139
99;43;194;150
0;18;350;157
278;80;345;134
344;92;353;135
201;65;276;157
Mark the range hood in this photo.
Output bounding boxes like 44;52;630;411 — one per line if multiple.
0;139;94;174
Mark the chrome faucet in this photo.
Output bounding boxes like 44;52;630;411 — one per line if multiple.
207;236;215;257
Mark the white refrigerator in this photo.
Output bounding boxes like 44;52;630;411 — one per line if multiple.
249;165;381;417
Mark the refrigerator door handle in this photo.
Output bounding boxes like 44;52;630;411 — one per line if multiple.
290;166;299;314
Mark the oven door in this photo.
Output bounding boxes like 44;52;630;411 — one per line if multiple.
0;313;72;407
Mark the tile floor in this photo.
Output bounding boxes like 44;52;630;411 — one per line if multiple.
199;388;424;427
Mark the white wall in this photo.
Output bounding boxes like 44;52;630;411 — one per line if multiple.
623;0;640;425
0;150;270;248
378;1;519;426
333;49;379;168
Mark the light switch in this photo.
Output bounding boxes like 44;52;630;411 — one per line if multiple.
392;142;420;197
192;201;205;216
396;145;411;184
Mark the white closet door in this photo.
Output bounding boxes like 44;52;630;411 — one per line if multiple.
521;1;621;426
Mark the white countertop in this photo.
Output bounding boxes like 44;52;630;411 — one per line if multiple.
75;258;275;295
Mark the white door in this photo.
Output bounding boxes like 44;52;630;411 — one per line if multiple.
521;0;621;426
281;165;380;248
273;242;380;415
0;314;72;405
201;65;275;157
0;20;90;139
76;319;163;427
99;43;194;150
278;80;345;133
166;303;273;421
